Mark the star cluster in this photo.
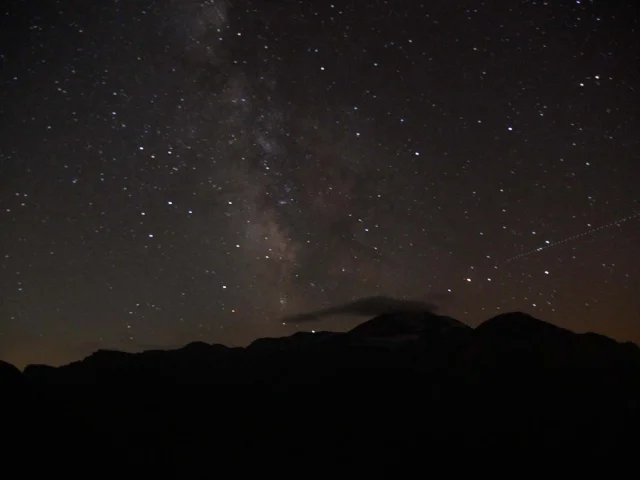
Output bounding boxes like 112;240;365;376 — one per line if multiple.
1;0;639;368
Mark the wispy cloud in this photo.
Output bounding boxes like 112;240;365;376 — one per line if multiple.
282;295;448;323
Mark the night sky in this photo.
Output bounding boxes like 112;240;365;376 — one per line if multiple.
2;0;639;369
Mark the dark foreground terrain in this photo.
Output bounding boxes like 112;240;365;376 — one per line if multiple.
3;311;640;472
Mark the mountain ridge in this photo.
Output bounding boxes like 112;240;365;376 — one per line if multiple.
5;310;640;381
3;310;639;470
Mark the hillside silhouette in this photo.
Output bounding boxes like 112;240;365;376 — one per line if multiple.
3;308;640;471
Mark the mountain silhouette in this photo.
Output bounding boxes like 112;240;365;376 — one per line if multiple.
3;309;640;472
348;310;467;337
0;359;22;386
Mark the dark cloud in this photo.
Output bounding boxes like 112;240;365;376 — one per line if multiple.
282;295;449;323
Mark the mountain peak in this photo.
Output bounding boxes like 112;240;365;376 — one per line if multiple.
348;311;470;338
476;311;569;339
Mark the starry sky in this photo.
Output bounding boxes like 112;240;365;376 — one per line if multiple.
1;0;639;368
